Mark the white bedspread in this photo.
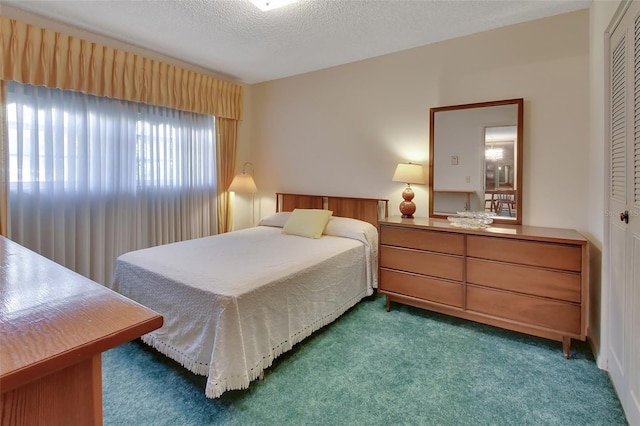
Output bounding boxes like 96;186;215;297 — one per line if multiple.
110;218;377;398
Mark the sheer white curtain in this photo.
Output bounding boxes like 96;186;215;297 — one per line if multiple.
6;81;217;285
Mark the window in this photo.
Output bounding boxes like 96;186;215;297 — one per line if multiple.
6;81;218;285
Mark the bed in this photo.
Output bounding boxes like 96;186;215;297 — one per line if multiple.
109;193;388;398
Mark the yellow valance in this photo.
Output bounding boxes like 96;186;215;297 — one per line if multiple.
0;16;243;120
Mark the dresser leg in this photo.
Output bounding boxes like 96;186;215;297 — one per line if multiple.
562;336;571;359
385;296;391;312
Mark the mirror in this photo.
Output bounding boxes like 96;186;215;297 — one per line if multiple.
429;98;523;225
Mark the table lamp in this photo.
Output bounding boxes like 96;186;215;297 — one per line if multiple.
392;163;425;218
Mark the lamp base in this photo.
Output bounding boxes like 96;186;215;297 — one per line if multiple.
399;201;416;218
399;186;416;218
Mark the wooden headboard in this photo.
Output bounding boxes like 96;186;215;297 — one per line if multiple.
276;193;389;227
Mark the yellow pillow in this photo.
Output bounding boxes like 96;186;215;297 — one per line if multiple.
282;209;333;239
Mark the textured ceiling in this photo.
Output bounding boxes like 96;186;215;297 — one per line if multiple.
4;0;591;84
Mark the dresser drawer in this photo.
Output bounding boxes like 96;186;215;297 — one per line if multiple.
380;226;464;255
380;269;463;308
380;246;463;281
466;286;581;334
466;259;581;303
467;236;582;272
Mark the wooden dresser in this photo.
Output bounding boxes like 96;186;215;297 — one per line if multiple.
378;216;588;358
0;236;163;425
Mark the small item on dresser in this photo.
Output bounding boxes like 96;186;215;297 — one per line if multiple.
447;211;493;229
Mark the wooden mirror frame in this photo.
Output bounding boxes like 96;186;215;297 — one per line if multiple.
429;98;524;225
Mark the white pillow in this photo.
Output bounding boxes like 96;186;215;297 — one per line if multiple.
282;209;333;239
323;216;376;238
257;212;291;228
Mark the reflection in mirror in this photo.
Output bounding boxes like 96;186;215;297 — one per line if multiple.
484;125;517;218
429;99;523;225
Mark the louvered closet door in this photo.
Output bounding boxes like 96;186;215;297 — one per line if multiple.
608;2;640;424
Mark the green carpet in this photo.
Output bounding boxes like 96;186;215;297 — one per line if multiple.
103;295;627;425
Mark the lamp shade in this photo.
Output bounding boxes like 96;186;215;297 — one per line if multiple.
392;163;425;185
228;174;257;193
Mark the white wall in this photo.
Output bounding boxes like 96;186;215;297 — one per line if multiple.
247;10;590;231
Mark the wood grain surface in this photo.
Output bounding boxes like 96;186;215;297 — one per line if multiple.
0;236;163;425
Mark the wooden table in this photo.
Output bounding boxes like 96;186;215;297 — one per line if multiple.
485;189;517;214
0;236;163;425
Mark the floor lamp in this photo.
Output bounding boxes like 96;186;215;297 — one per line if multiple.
228;162;258;226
